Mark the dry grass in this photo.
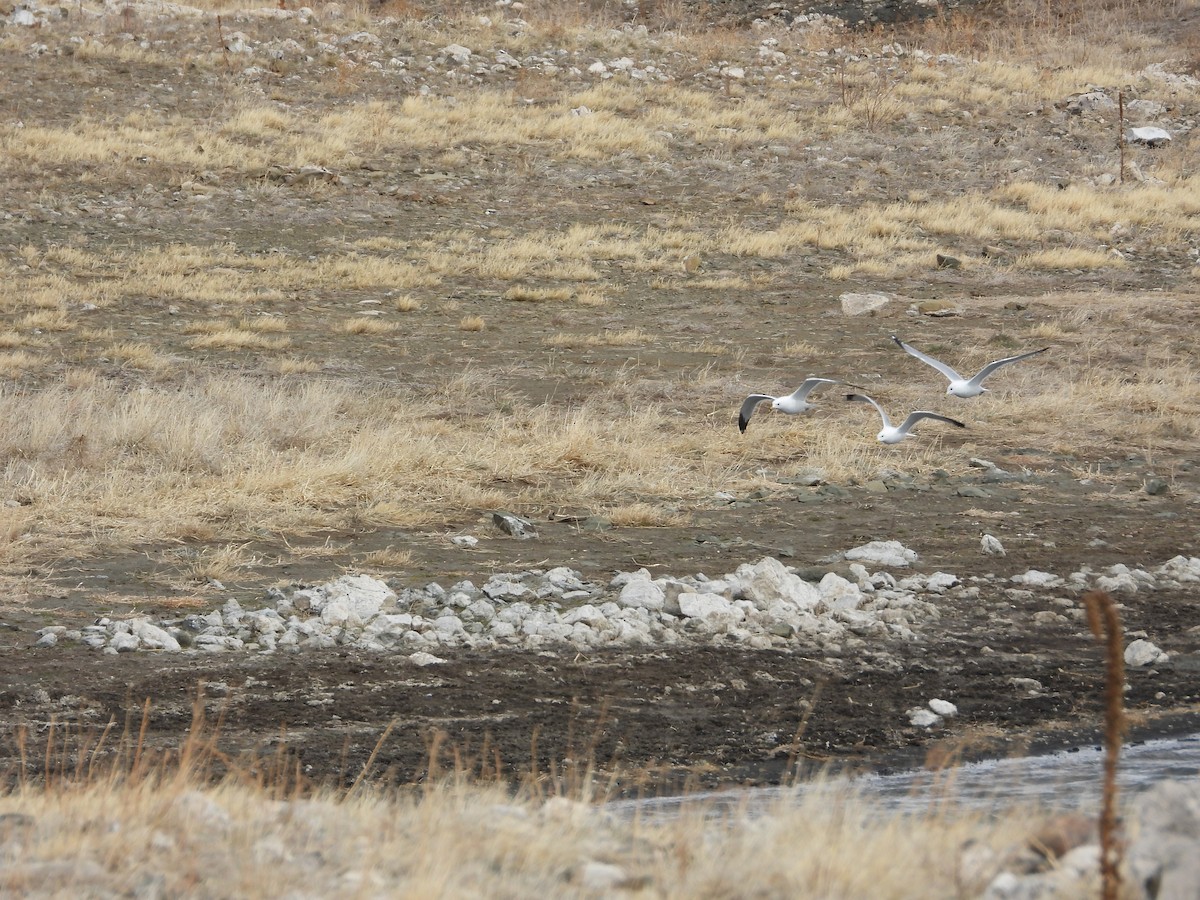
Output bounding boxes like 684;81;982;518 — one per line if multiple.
0;705;1043;899
339;317;397;335
503;285;575;303
0;0;1194;579
458;315;486;332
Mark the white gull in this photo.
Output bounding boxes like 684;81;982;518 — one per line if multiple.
846;392;965;444
893;335;1047;398
738;377;843;433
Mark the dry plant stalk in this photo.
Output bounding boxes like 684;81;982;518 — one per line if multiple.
1118;89;1126;184
1081;589;1126;900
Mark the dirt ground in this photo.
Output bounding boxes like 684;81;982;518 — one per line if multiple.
2;0;1199;793
5;467;1200;793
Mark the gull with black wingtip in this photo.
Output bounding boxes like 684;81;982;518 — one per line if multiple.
892;335;1048;398
738;377;844;433
845;392;966;444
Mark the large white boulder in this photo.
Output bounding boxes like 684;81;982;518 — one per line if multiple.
617;577;666;611
844;541;918;568
293;574;394;625
730;557;821;611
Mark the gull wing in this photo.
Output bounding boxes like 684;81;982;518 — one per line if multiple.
895;411;966;437
789;376;843;402
893;336;963;383
738;394;775;432
966;347;1049;389
845;392;890;429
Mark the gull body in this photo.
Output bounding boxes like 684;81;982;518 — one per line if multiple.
738;377;842;433
892;336;1047;398
846;392;966;444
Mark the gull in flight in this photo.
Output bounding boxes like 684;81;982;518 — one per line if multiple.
893;335;1048;398
739;377;843;433
846;393;966;444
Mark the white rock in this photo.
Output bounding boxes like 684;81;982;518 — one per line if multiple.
132;620;182;652
839;291;891;316
483;578;529;600
110;633;140;652
678;592;739;620
409;651;446;666
561;604;606;628
908;708;941;728
980;534;1006;556
845;541;918;568
1130;780;1200;898
1125;639;1168;667
432;615;465;638
293;574;394;623
464;600;495;621
924;572;960;593
1096;572;1139;594
818;572;863;610
451;535;478;548
35;632;57;648
732;557;821;610
1158;556;1200;583
929;698;957;717
440;43;472;64
617;578;665;611
1128;126;1171;146
1011;570;1062;588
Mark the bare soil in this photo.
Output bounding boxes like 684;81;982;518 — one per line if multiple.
2;2;1199;793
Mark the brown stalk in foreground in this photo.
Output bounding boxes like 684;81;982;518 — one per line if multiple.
1081;589;1126;900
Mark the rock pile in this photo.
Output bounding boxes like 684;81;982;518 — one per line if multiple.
35;552;1199;664
39;553;951;659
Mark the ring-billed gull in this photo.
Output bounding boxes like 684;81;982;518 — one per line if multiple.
738;377;843;432
893;335;1047;398
846;393;966;444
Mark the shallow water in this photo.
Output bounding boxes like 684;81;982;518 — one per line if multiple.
611;733;1200;822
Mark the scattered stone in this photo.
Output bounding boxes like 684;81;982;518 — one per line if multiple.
1128;126;1171;147
935;254;961;269
839;291;891;316
1011;570;1062;589
980;534;1006;557
1144;477;1170;496
1125;639;1168;667
1065;90;1115;114
957;486;990;499
844;541;918;568
451;535;479;548
908;707;941;728
492;512;538;539
1129;780;1200;898
1008;677;1043;695
915;298;961;316
439;43;472;65
409;651;446;666
928;698;957;717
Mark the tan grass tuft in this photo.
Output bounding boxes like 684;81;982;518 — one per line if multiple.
186;331;292;351
339;317;397;335
503;285;575;302
459;315;486;332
